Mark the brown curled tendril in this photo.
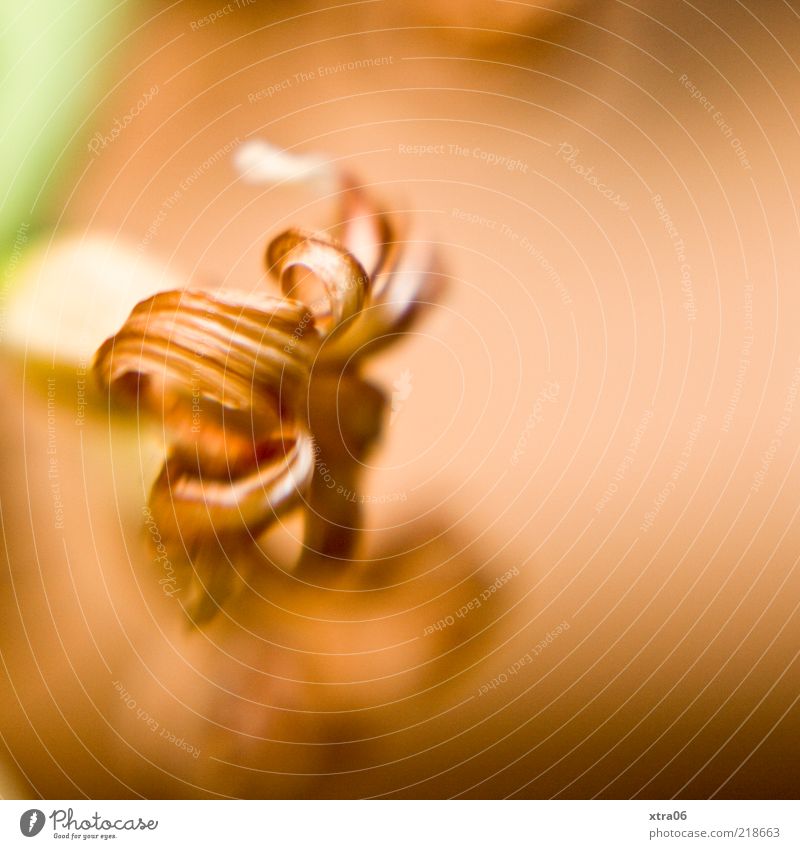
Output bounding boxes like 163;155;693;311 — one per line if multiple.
93;177;441;623
266;229;370;332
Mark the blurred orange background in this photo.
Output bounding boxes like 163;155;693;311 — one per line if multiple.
1;0;799;798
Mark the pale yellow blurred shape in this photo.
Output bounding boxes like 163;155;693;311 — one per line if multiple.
3;236;189;370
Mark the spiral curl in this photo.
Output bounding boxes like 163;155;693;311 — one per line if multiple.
93;179;439;621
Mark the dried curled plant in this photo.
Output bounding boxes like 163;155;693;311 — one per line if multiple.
93;176;440;623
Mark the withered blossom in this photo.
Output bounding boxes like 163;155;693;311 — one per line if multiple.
93;178;441;622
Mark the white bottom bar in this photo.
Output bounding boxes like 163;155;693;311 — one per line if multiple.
1;800;797;848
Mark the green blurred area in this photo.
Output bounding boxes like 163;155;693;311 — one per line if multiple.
1;0;125;275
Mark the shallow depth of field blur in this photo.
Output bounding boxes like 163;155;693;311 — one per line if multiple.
1;0;799;798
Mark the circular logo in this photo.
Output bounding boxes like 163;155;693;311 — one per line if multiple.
19;809;46;837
